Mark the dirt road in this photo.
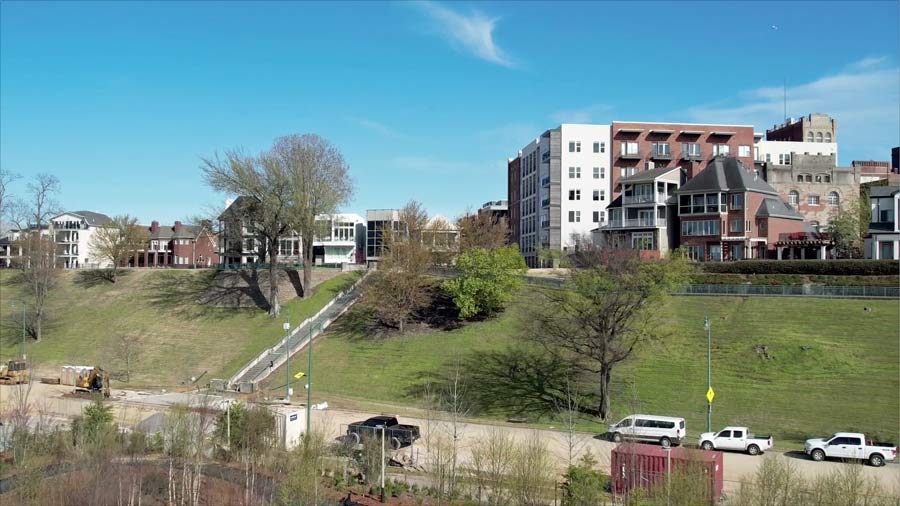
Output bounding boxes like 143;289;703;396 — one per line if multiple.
4;383;898;496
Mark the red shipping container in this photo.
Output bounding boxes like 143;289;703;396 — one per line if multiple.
611;443;724;503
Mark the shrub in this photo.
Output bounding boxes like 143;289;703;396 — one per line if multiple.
442;245;527;319
699;260;898;276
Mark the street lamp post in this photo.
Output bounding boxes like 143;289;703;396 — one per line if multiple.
704;316;712;433
378;424;386;502
283;321;291;402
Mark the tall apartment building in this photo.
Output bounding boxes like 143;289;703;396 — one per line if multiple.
507;157;521;246
765;113;837;143
512;124;611;267
609;121;756;197
0;210;114;268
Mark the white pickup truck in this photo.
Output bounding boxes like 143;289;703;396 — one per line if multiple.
804;432;898;467
698;426;772;455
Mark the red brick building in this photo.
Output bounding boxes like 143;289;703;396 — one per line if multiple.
126;221;219;268
610;121;755;198
507;155;521;246
674;157;812;261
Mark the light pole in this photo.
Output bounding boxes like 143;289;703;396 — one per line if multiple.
283;321;291;402
704;316;712;433
378;423;386;502
664;446;672;506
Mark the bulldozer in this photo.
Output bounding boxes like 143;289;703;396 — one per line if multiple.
0;359;30;385
74;366;110;398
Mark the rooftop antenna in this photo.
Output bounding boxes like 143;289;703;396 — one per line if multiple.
783;77;787;121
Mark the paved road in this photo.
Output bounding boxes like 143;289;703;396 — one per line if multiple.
7;383;898;497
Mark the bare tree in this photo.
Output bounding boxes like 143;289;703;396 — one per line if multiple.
556;377;586;468
0;168;19;235
115;333;142;383
89;215;149;281
273;134;353;299
525;249;692;420
9;174;62;341
362;200;433;334
457;209;509;252
202;148;293;316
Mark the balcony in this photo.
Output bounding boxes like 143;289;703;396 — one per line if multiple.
619;149;642;160
603;217;667;229
650;150;672;160
622;193;667;205
682;151;703;161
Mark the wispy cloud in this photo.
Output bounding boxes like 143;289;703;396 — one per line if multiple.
550;104;613;124
413;1;514;68
683;57;898;160
352;117;407;140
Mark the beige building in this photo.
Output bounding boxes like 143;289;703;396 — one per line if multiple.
766;113;837;144
760;153;860;231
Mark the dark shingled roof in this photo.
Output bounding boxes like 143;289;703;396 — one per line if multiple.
756;197;803;221
70;211;112;226
677;157;776;195
868;186;899;198
619;165;682;184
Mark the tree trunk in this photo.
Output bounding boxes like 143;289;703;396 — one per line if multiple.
598;365;611;421
34;307;43;342
268;238;280;317
302;237;314;299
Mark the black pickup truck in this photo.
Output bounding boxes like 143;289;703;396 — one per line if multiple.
346;416;421;449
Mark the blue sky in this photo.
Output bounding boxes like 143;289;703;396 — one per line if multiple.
2;1;898;224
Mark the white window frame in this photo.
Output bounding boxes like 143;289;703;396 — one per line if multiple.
738;145;751;157
788;191;799;206
808;195;820;206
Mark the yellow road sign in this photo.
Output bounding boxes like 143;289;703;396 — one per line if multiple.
706;387;715;404
294;371;306;379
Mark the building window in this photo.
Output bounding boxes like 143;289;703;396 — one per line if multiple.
816;132;823;142
622;142;639;156
593;141;605;153
569;141;581;152
713;144;730;156
569;189;581;200
765;153;771;162
620;167;626;177
681;220;721;236
808;195;820;206
683;143;701;158
600;190;606;201
827;192;839;206
805;174;812;182
807;131;814;142
788;191;799;206
632;232;654;250
815;174;822;183
825;132;832;143
593;167;600;179
823;174;831;183
593;211;600;223
738;145;751;157
568;211;581;223
730;193;744;210
593;190;600;201
652;142;671;156
779;153;792;165
685;245;704;261
600;211;605;222
569;166;581;178
730;219;743;233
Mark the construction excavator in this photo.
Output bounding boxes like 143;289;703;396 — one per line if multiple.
74;366;111;398
0;359;30;385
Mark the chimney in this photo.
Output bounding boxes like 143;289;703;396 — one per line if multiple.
150;221;159;233
174;220;182;231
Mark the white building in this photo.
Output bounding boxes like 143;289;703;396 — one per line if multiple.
754;133;839;166
865;186;899;260
51;211;114;268
515;124;612;266
312;213;365;265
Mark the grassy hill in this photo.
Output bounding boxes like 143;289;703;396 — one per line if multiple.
295;294;899;446
0;268;357;386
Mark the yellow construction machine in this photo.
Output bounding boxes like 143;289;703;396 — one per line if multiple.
0;359;30;385
74;366;111;398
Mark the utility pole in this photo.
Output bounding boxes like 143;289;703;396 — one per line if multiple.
379;424;386;502
705;316;712;432
306;323;314;431
283;321;291;402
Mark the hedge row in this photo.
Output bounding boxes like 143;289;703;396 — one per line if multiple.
690;273;900;287
699;260;899;276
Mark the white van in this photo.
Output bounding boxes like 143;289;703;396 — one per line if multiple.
608;415;686;447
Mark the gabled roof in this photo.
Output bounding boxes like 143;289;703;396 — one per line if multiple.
218;196;260;221
172;224;202;239
54;210;112;227
756;197;803;221
620;165;682;184
869;186;900;198
677;157;776;195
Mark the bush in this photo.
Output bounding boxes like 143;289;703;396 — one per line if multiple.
561;452;609;506
700;260;898;276
442;246;527;319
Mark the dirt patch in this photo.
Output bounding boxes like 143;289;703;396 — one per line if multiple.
200;268;344;309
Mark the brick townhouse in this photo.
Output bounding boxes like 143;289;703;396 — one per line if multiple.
127;220;219;268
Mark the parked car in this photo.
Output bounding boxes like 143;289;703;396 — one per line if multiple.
346;416;420;450
698;426;772;455
804;432;898;467
608;415;686;448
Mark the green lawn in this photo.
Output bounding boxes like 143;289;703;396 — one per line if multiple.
293;294;899;446
0;268;358;386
